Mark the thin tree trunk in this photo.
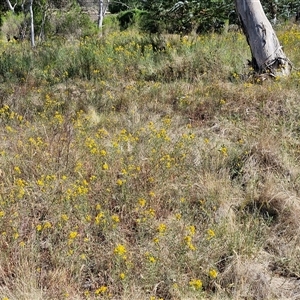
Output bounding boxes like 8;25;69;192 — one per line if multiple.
98;0;104;29
29;0;35;47
235;0;291;76
98;0;110;32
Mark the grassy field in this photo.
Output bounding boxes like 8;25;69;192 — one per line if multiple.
1;24;300;299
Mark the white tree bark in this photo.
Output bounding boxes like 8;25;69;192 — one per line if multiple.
235;0;291;76
29;0;35;47
98;0;104;28
98;0;110;30
6;0;16;12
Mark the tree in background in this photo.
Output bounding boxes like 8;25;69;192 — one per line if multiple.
138;0;172;34
135;0;300;35
272;0;300;21
1;0;97;42
137;0;235;34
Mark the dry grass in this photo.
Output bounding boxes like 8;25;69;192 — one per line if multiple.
0;25;300;299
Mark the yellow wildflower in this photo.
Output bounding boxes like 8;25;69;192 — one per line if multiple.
114;244;127;257
95;212;104;224
61;214;69;222
153;237;159;244
138;198;146;207
189;278;202;290
95;286;107;295
148;256;156;263
209;269;218;279
111;215;120;223
175;213;181;220
188;225;196;236
100;149;107;156
149;191;155;197
157;223;167;234
14;166;21;174
219;145;228;156
116;179;124;186
43;221;52;229
102;162;109;170
69;231;78;239
207;229;215;239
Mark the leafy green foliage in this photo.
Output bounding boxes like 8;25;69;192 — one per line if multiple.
1;0;300;40
53;6;97;37
109;0;134;13
131;0;300;34
137;0;235;34
1;11;25;39
263;0;300;21
138;0;172;34
190;0;236;33
117;9;144;30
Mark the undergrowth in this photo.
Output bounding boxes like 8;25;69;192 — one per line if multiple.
1;25;300;300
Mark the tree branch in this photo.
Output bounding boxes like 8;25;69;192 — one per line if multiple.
6;0;17;12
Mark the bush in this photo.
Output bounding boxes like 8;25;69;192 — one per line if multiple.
48;6;98;38
1;11;25;40
117;9;144;31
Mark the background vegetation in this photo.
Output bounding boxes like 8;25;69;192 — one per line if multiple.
1;1;300;300
1;0;300;40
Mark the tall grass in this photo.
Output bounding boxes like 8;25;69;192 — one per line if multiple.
1;25;300;299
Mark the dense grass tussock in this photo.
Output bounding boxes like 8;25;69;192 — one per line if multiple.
1;25;300;299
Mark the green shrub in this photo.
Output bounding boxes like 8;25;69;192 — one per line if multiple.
48;6;98;38
1;11;25;40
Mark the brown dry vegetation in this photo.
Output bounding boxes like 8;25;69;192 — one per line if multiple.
1;24;300;300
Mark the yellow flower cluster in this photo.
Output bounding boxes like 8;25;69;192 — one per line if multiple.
184;225;197;251
189;278;202;290
114;244;127;260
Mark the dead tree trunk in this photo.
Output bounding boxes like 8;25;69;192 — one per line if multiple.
235;0;292;77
